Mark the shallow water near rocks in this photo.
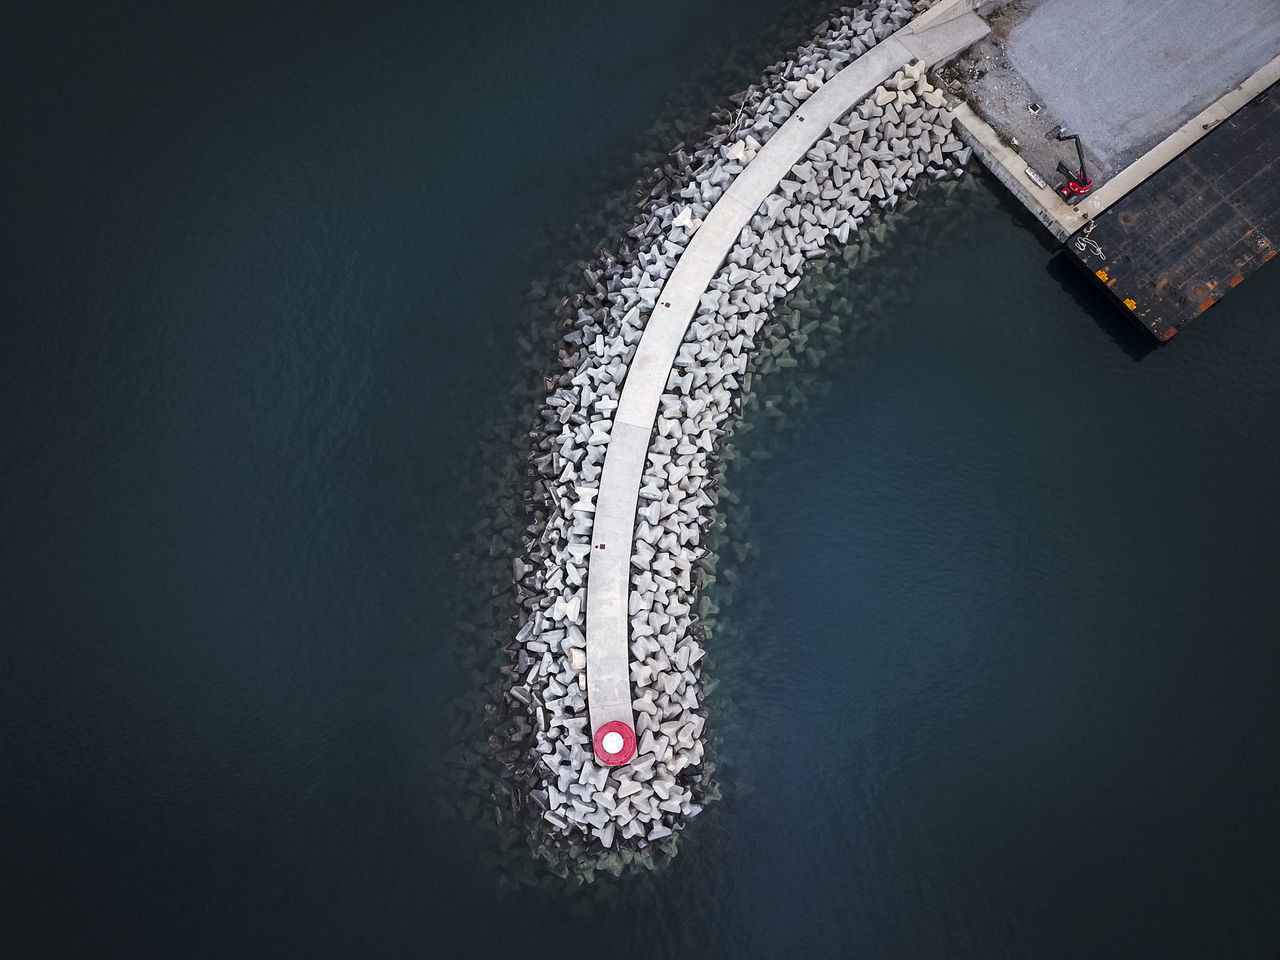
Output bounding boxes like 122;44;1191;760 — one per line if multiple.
3;2;1279;958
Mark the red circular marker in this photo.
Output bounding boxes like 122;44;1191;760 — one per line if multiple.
593;720;637;766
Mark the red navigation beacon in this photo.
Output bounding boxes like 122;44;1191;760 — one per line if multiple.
593;720;637;766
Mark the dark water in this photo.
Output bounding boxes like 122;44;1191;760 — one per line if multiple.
3;2;1278;958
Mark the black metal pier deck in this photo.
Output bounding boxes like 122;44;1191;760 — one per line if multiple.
1063;82;1280;342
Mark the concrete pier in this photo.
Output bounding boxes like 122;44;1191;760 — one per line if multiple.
585;4;987;753
940;0;1280;334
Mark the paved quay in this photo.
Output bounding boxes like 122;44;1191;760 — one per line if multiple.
937;0;1280;338
944;0;1280;241
952;52;1280;241
584;4;988;748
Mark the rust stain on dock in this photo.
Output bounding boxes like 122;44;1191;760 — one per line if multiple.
1064;82;1280;341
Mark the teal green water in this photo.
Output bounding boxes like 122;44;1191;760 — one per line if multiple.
3;1;1278;957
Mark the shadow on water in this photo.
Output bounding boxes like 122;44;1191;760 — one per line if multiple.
1045;251;1158;360
969;166;1159;360
974;166;1058;252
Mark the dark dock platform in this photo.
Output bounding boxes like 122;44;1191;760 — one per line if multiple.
1063;82;1280;342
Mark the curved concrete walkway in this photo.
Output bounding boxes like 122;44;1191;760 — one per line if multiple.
585;9;989;749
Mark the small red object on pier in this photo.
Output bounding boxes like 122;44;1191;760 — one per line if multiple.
593;720;637;766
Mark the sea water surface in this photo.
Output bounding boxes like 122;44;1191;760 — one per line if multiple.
3;2;1279;958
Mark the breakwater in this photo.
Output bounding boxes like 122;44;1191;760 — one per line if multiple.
458;0;977;882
